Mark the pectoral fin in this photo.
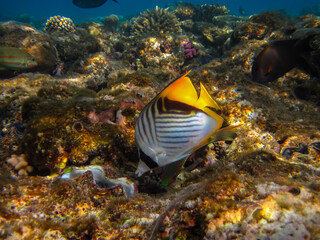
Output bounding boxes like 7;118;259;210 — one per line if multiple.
193;125;239;152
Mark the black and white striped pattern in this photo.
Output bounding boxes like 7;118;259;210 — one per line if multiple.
135;96;218;167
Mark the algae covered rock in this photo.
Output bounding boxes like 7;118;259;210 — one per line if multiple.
47;27;100;65
20;88;137;174
103;14;119;33
0;21;58;73
231;11;291;45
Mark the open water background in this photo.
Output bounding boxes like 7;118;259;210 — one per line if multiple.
0;0;319;26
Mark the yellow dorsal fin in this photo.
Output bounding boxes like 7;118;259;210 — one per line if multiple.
197;82;221;110
158;70;198;105
158;71;221;117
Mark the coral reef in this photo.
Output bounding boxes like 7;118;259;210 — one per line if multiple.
135;36;183;70
196;4;230;22
44;16;76;33
174;3;197;20
181;41;197;59
174;3;229;22
129;6;181;37
47;27;100;66
0;7;320;240
230;11;291;46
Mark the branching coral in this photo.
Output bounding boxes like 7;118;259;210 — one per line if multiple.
174;3;197;20
129;6;181;37
196;4;229;22
44;16;76;33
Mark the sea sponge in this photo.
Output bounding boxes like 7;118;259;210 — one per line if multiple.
129;6;181;37
44;15;76;33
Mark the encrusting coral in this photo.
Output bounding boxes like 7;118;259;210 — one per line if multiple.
44;15;76;33
6;154;33;176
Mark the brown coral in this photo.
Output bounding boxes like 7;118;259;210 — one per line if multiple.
174;3;197;20
129;6;182;37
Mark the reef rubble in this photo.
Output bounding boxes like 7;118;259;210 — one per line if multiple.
1;4;320;239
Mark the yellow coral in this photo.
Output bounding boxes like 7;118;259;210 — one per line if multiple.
44;16;76;33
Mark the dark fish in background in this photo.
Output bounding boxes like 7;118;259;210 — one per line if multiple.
72;0;118;8
251;34;318;83
238;7;247;16
0;46;37;70
252;40;299;83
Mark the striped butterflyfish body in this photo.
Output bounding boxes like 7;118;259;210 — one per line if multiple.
135;71;236;182
0;46;37;70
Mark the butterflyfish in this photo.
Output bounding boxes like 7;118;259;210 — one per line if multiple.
72;0;118;8
0;46;37;71
135;71;238;186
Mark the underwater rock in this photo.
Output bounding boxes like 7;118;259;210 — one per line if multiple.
231;21;269;45
67;52;110;90
211;15;246;29
103;14;119;33
0;21;58;74
134;36;183;71
297;14;320;28
250;11;291;31
191;22;231;56
47;27;100;68
78;21;122;57
20;86;137;173
231;11;290;46
195;4;230;22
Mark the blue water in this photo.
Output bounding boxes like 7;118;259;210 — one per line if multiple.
0;0;319;26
